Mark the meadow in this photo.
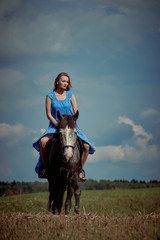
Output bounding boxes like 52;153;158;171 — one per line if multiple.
0;188;160;240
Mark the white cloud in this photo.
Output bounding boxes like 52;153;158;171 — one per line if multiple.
0;123;23;139
0;122;24;146
88;145;124;163
0;122;36;146
88;116;160;164
141;108;160;118
88;140;160;164
118;116;153;141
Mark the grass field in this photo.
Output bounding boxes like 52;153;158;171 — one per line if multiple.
0;188;160;240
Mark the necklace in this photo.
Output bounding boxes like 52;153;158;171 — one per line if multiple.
55;91;66;100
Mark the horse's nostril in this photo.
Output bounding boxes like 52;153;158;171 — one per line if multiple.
64;147;73;162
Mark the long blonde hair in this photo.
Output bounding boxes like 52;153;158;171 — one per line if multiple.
53;72;72;91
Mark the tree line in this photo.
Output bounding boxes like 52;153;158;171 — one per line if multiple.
0;179;160;196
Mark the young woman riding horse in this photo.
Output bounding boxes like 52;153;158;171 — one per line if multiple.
47;110;81;214
33;72;95;181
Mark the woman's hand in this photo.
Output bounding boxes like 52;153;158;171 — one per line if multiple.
54;120;59;127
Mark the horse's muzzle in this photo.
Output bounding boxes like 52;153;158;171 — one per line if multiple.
63;146;74;162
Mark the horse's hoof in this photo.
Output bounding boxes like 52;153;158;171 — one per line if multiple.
74;207;80;214
65;210;69;215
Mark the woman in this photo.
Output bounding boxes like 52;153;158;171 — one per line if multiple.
33;72;95;181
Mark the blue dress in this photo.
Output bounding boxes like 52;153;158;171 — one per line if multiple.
33;91;96;174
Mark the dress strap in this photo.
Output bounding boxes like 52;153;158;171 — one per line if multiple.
46;92;55;100
67;91;73;98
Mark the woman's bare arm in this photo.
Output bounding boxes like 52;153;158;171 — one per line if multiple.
70;94;78;114
46;96;59;127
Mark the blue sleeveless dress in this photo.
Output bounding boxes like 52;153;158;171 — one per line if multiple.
33;91;96;174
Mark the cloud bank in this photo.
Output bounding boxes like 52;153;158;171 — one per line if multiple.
88;116;160;164
0;122;36;146
0;0;160;56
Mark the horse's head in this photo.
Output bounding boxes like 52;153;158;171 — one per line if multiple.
57;110;79;162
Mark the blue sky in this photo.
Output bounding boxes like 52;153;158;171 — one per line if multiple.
0;0;160;182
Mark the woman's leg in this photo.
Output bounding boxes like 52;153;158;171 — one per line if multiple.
40;134;53;168
79;142;90;181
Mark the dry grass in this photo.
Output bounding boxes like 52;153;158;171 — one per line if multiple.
1;189;160;239
0;212;160;240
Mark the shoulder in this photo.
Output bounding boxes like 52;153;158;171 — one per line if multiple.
46;92;55;100
67;91;74;98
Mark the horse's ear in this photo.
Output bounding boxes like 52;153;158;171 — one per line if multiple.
57;110;63;121
73;110;79;121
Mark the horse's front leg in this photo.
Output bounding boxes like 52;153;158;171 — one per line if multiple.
65;184;74;214
47;192;51;211
57;189;65;215
74;187;81;214
74;175;81;214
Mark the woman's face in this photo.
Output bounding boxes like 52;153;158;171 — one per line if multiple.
58;75;69;90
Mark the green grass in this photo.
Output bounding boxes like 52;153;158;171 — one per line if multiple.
0;188;160;216
80;188;160;216
0;188;160;240
0;192;49;214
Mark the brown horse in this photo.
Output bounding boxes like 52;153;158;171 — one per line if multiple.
46;110;82;214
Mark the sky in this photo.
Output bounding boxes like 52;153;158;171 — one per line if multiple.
0;0;160;182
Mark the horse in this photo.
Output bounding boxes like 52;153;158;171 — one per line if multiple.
46;110;82;215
